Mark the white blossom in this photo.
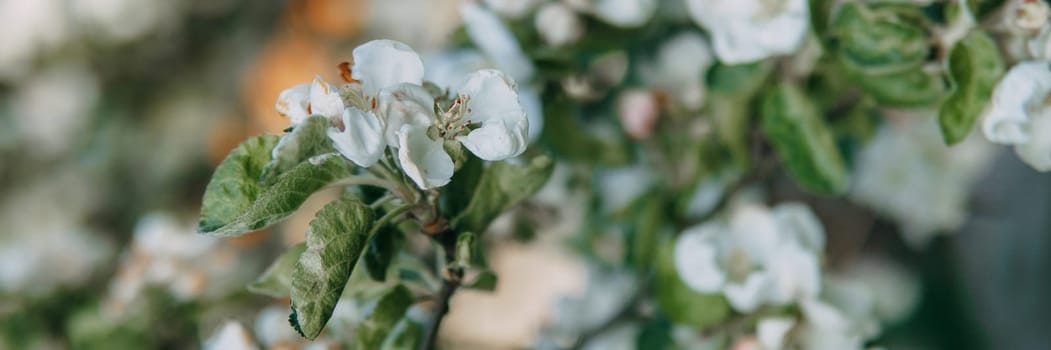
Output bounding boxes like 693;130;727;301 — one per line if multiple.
396;69;529;189
640;31;714;110
327;107;386;167
1010;0;1050;33
484;0;543;18
982;61;1051;171
674;202;824;312
352;39;426;99
853;114;993;247
535;2;584;47
685;0;809;64
587;0;658;28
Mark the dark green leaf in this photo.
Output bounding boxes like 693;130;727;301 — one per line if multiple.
849;66;946;107
440;155;483;218
636;318;673;350
453;155;555;234
464;270;499;292
541;94;631;165
289;198;374;340
356;284;414;348
247;242;307;297
628;195;664;270
654;237;730;328
262;115;336;181
939;30;1003;144
760;84;849;194
198;152;354;237
380;316;424;350
364;226;400;282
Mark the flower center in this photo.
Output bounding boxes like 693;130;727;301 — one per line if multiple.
434;95;473;139
723;247;755;283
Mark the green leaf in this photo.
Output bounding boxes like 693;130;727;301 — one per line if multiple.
356;284;414;348
262;115;336;181
379;316;424;350
541;94;632;165
440;155;483;219
247;242;307;297
628;195;664;270
289;198;374;340
654;237;730;328
850;67;946;107
832;3;930;74
453;155;555;234
636;318;673;350
464;270;499;292
198;135;280;233
938;30;1003;145
364;226;400;282
760;84;849;195
198;152;354;237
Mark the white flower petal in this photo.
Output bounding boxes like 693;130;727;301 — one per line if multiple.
1014;107;1051;171
378;82;436;147
590;0;657;28
518;84;544;143
686;0;809;64
674;225;727;293
327;108;385;167
309;75;345;119
484;0;542;19
772;202;825;252
981;61;1051;144
728;204;781;264
456;69;529;160
424;49;490;88
724;271;769;313
535;2;584;47
397;124;453;189
757;317;796;350
352;39;425;97
643;31;713;110
275;83;310;125
461;2;535;81
764;244;822;304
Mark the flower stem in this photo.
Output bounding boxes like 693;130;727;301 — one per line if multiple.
327;176;400;193
368;204;413;236
419;266;462;350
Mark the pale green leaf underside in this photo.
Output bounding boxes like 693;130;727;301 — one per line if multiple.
198;149;354;237
290;198;374;340
356;284;414;348
262;115;336;181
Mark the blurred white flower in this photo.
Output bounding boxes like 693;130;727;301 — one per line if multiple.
106;213;247;314
981;61;1051;171
1010;0;1050;33
458;3;546;142
549;267;638;340
397;69;529;189
253;306;301;347
617;89;660;139
824;257;921;326
853;114;993;247
795;299;872;350
70;0;179;43
640;31;714;110
535;2;584;47
595;165;656;213
11;63;100;156
0;0;70;80
566;0;657;28
685;0;809;64
203;321;258;350
674;202;824;312
485;0;543;18
0;169;111;296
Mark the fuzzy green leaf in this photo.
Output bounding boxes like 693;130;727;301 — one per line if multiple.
453;155;555;234
198;152;354;237
761;84;849;195
262;115;336;181
832;2;930;74
198;135;280;233
364;226;399;282
939;30;1003;144
247;242;307;297
289;198;374;340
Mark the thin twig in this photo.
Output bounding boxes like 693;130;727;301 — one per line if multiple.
419;264;463;350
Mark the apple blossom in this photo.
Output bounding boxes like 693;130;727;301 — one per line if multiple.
685;0;809;64
981;61;1051;171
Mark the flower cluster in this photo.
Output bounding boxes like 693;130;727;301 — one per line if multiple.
982;0;1051;171
275;39;529;189
674;202;824;313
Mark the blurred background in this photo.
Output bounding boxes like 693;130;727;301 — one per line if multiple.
0;0;1048;349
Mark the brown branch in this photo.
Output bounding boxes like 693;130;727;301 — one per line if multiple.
419;266;462;350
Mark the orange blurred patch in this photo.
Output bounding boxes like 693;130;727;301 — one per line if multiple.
291;0;366;38
206;114;248;165
242;32;333;134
